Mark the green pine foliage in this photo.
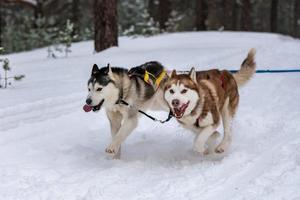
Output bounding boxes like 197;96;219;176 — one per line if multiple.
1;8;56;54
59;20;78;57
1;0;299;54
165;10;184;32
119;0;160;37
47;20;77;58
47;20;78;58
122;9;160;36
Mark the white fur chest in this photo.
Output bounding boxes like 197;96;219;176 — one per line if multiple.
179;114;197;126
197;112;214;127
178;111;214;130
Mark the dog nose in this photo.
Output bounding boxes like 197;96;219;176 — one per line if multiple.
86;98;92;105
172;99;180;107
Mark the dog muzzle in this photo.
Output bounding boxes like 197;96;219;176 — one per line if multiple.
173;101;190;118
83;99;105;112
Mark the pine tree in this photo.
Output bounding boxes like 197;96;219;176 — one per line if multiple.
165;10;183;32
0;47;25;89
59;20;77;57
123;8;160;36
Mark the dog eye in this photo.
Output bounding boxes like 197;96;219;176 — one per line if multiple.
88;88;91;92
96;88;102;92
169;89;175;94
181;89;187;94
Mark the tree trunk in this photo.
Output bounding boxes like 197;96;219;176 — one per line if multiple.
33;0;43;28
0;1;2;48
294;0;300;37
240;0;252;31
158;0;171;31
232;1;238;30
223;0;235;30
195;0;207;30
148;0;155;19
270;0;278;32
71;0;80;36
94;0;118;52
206;0;222;30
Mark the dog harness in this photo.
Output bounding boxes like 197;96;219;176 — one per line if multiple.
116;99;173;124
220;72;226;90
143;69;167;89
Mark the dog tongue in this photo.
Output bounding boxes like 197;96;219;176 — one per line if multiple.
174;108;182;118
83;104;93;112
174;102;189;118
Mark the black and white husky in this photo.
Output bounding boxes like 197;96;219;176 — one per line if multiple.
84;62;169;159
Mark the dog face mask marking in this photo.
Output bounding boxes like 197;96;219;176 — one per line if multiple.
164;81;199;118
86;64;119;109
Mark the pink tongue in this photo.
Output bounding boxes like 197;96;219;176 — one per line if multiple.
83;104;93;112
174;108;182;117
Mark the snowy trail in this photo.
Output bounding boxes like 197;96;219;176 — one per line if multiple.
0;93;84;131
0;32;300;200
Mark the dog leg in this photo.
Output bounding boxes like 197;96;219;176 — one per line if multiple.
193;125;215;155
204;131;220;155
106;110;123;159
106;114;138;156
216;100;233;153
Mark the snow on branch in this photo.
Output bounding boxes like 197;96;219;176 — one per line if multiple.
3;0;37;8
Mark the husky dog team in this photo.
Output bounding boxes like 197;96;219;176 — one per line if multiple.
83;49;256;159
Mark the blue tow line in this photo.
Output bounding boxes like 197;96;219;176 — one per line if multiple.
229;69;300;73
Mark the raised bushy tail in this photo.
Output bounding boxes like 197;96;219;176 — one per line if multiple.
233;48;256;87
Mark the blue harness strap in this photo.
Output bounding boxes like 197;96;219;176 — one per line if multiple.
229;69;300;73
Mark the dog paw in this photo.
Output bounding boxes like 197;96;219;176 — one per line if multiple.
105;148;115;154
193;145;206;155
105;144;120;156
203;148;210;155
215;147;225;153
215;143;229;154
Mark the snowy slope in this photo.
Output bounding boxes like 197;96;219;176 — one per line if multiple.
0;32;300;200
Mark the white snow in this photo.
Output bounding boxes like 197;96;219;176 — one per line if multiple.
1;32;300;200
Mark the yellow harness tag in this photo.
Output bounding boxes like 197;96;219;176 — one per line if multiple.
144;71;150;83
155;70;166;87
143;70;166;89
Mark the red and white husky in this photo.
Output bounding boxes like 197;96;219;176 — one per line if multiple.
164;49;256;154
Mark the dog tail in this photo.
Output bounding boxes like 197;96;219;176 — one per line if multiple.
233;48;256;87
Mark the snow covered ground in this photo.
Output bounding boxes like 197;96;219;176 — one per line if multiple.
1;32;300;200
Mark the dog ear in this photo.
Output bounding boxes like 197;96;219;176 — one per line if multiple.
106;63;113;76
103;63;111;75
92;64;99;75
171;70;177;78
189;67;197;82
